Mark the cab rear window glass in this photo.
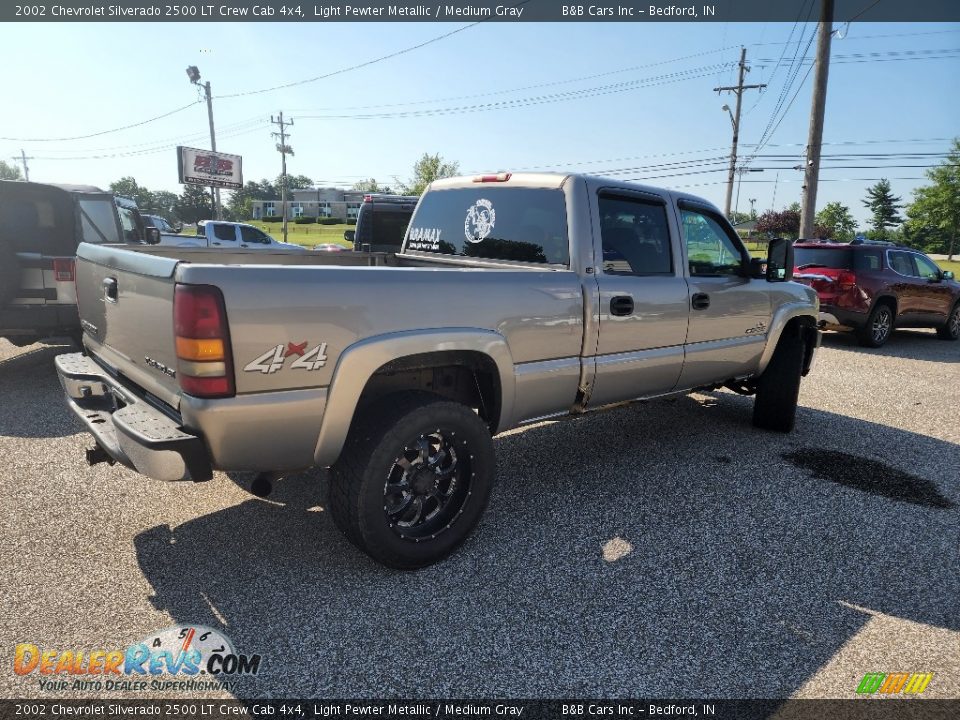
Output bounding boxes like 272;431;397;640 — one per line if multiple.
405;187;569;265
1;194;76;253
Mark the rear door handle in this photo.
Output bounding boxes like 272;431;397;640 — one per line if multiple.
692;292;710;310
610;295;634;316
102;277;118;303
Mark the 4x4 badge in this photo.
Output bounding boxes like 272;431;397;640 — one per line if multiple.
244;342;328;374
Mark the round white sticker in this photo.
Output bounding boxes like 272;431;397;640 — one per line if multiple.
464;199;496;243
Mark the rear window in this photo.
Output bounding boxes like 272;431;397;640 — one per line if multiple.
405;187;569;265
795;247;883;271
356;206;413;248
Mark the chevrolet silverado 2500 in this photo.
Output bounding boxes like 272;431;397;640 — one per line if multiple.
56;173;820;568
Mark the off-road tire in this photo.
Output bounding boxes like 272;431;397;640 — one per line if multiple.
936;302;960;341
0;239;20;308
329;391;495;569
753;327;804;433
857;302;895;348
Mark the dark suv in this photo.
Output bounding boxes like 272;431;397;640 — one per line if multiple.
793;241;960;347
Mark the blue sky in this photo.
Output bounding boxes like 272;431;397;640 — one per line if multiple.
1;20;957;226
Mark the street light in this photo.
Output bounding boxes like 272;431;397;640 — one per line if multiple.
722;104;735;129
186;65;222;220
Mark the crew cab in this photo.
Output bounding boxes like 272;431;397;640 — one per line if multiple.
794;241;960;346
156;220;302;250
56;173;820;568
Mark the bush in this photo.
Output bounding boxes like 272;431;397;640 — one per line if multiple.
262;215;282;223
317;217;341;225
345;219;356;226
294;216;316;224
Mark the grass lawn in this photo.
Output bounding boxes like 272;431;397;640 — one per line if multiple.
247;221;354;248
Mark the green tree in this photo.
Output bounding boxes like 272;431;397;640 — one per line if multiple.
174;184;214;224
862;178;904;237
352;178;394;194
756;208;801;239
0;160;22;180
728;211;753;226
814;201;858;242
398;153;460;196
905;138;960;260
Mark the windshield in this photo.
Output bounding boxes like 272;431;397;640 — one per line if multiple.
405;187;569;265
78;198;121;244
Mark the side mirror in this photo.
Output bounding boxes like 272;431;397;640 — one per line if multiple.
749;257;767;279
765;237;794;282
144;227;161;245
943;270;955;280
343;230;355;243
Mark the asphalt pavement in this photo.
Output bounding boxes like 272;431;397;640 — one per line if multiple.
0;329;957;700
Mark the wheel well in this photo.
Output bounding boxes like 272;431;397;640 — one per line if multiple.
358;351;502;430
783;315;818;376
873;295;897;316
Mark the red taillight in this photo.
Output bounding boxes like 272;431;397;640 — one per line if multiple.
173;284;234;398
363;194;373;202
53;258;75;282
837;270;857;290
473;173;512;183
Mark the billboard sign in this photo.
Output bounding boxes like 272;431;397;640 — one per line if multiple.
177;146;243;189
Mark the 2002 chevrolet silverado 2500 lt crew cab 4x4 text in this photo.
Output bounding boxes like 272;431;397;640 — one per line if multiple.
56;173;820;568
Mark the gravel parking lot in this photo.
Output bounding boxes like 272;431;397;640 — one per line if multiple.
0;331;957;700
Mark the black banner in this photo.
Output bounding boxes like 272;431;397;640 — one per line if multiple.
2;700;960;720
2;0;959;23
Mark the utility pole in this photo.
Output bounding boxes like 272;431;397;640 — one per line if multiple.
271;112;294;244
715;48;766;219
799;0;835;239
186;66;222;220
11;149;32;181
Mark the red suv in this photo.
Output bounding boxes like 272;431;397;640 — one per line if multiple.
793;241;960;347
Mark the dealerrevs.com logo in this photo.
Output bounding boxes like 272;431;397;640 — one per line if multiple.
14;625;261;693
856;672;933;695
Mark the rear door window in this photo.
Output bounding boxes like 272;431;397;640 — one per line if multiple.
599;194;672;275
888;251;915;277
211;224;238;243
405;187;569;265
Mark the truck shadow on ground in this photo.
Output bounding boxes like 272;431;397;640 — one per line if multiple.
132;392;959;698
820;328;960;363
0;341;78;438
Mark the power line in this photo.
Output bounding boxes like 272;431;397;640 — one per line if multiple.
296;65;727;121
0;102;201;143
287;46;738;113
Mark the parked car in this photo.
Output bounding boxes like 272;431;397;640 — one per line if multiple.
154;220;302;250
793;241;960;347
344;194;418;253
0;181;145;346
57;172;819;568
142;214;180;234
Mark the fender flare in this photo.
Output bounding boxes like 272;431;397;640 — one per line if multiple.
313;328;515;467
757;302;819;375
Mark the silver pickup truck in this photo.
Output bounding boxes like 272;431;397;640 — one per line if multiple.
56;173;820;568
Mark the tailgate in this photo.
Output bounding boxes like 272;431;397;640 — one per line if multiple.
76;243;182;408
793;268;844;304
